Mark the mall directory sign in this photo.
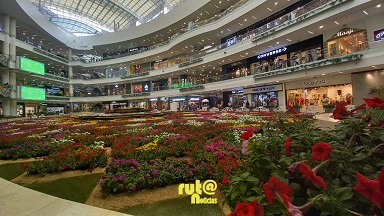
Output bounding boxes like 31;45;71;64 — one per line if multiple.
21;86;46;100
19;57;45;75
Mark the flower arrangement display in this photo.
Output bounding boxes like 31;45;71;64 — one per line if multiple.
225;102;384;216
2;105;383;215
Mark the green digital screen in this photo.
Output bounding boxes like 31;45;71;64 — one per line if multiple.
20;57;45;75
21;86;46;100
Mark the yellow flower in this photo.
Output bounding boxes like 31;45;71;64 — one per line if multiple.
136;139;159;151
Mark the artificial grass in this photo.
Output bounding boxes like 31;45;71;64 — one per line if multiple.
26;173;101;203
0;163;27;180
120;196;225;216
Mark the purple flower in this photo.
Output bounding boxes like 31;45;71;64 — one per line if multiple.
188;171;193;176
242;140;251;155
138;178;142;183
100;179;105;187
144;174;150;178
132;185;137;191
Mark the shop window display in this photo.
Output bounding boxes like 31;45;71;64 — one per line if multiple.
252;92;278;108
286;84;353;108
326;30;367;57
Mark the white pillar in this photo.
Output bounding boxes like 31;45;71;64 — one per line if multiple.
9;18;17;68
1;15;10;56
68;48;72;59
9;71;16;98
69;84;73;97
247;94;253;105
279;82;287;107
10;100;16;116
68;66;73;78
2;99;10;116
2;99;16;116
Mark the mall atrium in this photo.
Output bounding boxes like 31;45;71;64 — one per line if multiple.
1;0;384;215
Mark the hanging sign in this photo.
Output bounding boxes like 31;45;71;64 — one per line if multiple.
374;28;384;42
257;47;287;59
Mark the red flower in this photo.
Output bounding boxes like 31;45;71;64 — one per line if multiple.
240;131;253;140
61;164;67;170
263;176;294;204
282;193;292;208
284;137;293;156
333;102;350;119
228;200;264;216
298;163;327;190
379;168;384;194
353;171;384;208
312;142;332;161
222;175;231;185
364;97;384;109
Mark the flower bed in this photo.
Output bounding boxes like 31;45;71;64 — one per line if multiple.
225;100;384;215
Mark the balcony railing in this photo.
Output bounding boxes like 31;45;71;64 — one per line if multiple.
69;48;365;98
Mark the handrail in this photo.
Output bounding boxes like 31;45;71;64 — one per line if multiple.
70;48;366;98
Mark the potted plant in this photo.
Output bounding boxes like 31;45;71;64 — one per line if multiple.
323;104;336;113
293;104;302;112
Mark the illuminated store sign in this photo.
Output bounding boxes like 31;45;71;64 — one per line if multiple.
336;29;354;37
303;79;326;86
252;85;277;92
257;47;287;59
374;28;384;42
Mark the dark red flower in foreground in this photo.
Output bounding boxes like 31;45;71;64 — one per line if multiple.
379;168;384;194
61;164;67;170
312;142;332;161
284;137;293;156
263;176;294;204
298;163;327;190
353;171;384;208
228;200;264;216
364;97;384;109
240;131;253;140
333;102;350;119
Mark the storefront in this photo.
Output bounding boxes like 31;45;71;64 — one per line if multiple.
170;97;187;111
25;103;37;116
248;35;323;73
102;100;128;110
285;74;353;108
324;28;368;58
244;84;283;108
132;81;151;94
222;60;249;79
149;97;168;110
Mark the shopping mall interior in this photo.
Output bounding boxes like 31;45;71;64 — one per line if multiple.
1;0;384;215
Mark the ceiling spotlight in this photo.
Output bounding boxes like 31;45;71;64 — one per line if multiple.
363;10;368;15
334;21;340;25
376;4;381;8
319;25;324;28
308;31;314;34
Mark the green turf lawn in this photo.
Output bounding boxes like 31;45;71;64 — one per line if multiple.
26;173;101;203
0;163;27;180
120;196;225;216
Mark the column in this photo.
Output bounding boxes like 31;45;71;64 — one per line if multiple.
157;97;161;109
68;48;73;60
68;66;73;78
1;15;10;68
279;82;287;107
9;71;16;98
168;77;172;89
2;99;16;116
9;17;16;68
223;91;230;107
147;99;151;109
247;94;253;107
69;84;74;97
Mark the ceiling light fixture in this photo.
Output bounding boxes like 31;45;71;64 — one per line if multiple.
308;31;314;34
376;4;381;8
319;25;324;28
363;10;368;15
334;21;340;25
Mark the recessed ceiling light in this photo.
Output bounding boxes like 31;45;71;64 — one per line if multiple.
372;65;377;68
363;10;368;15
287;39;292;41
276;41;280;44
276;81;279;82
376;4;381;8
308;31;314;34
275;2;278;5
267;7;272;11
244;19;247;22
334;21;339;25
321;73;325;75
319;25;323;28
